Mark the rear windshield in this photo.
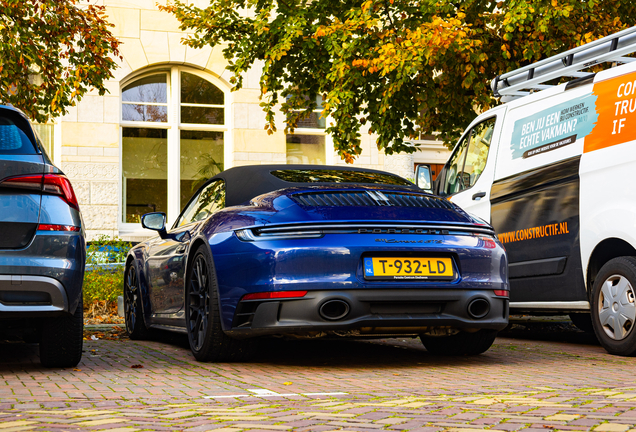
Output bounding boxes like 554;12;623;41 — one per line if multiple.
270;169;413;186
0;110;37;155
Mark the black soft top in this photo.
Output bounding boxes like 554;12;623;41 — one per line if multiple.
209;164;417;206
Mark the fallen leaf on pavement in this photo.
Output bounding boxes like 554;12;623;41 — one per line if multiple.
131;364;143;369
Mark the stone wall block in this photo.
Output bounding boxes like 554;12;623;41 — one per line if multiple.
82;205;118;230
103;96;120;124
61;163;119;181
119;38;149;71
141;30;170;65
185;45;213;69
105;7;140;38
91;182;119;205
383;153;415;180
73;181;90;206
168;32;187;64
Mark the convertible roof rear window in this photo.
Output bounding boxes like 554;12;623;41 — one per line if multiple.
270;169;412;186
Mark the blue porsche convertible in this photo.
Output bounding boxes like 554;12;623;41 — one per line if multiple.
125;165;508;361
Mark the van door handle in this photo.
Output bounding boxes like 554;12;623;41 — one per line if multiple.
472;191;486;200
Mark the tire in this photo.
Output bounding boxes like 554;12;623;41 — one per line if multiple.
569;313;594;333
40;297;83;368
124;263;151;340
185;244;254;362
420;329;498;356
590;257;636;356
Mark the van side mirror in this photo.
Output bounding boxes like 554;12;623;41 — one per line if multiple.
141;212;168;239
415;165;433;193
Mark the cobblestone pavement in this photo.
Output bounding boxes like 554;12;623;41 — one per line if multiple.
2;328;636;431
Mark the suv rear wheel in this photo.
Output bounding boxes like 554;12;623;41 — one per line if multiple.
40;298;83;367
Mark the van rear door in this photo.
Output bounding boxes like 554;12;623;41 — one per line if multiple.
0;108;45;249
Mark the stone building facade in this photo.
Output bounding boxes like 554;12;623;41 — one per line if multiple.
45;0;450;241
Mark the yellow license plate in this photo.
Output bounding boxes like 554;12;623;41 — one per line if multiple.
363;257;454;280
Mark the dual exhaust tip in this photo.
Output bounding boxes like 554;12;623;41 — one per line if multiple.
319;298;490;321
319;299;350;321
467;298;490;319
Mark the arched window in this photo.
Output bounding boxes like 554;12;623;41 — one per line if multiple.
120;67;227;227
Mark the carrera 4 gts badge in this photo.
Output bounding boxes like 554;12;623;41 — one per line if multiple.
375;238;442;244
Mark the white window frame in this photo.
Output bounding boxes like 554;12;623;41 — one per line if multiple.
119;66;231;233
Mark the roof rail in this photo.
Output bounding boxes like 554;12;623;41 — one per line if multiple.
491;26;636;102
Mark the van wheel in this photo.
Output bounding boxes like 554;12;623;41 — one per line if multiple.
591;257;636;356
420;329;498;356
185;245;254;362
40;298;83;368
569;313;594;333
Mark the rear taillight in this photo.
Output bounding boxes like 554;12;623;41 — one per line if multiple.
0;173;80;210
493;290;509;297
242;291;308;300
0;174;43;190
43;174;79;210
38;224;81;232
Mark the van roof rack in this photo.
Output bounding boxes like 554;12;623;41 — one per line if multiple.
491;26;636;101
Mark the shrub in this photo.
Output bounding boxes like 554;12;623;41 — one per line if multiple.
83;267;124;305
83;235;132;314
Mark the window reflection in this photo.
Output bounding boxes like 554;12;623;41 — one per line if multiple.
271;169;412;186
181;72;223;105
180;130;224;207
122;74;167;103
122;128;168;223
181;72;224;124
177;180;225;227
286;134;325;164
122;74;168;123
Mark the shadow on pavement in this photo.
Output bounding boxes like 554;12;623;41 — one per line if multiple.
500;319;601;346
0;317;603;370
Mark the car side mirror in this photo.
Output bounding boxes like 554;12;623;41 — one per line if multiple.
141;212;168;239
415;165;433;193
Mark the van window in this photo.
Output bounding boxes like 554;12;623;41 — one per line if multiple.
463;117;495;188
442;117;495;195
443;136;469;195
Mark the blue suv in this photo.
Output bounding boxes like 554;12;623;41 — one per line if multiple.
0;105;85;367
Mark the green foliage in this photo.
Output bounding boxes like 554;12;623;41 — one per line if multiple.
161;0;636;159
86;235;131;265
84;235;131;305
0;0;120;123
83;266;124;305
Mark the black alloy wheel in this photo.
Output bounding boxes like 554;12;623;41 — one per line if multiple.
187;253;210;352
124;264;150;340
185;244;255;362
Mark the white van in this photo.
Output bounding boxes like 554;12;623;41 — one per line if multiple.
421;26;636;356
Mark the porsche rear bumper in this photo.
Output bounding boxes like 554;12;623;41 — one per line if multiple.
225;288;509;338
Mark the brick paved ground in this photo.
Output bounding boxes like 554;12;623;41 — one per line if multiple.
2;327;636;431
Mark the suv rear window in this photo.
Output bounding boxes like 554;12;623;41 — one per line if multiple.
270;169;413;186
0;110;37;155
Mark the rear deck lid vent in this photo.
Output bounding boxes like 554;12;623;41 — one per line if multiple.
291;191;455;209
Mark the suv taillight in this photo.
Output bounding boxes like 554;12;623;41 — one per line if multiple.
0;174;43;190
0;173;80;210
43;174;80;210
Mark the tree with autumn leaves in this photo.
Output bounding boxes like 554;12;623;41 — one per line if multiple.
163;0;635;162
0;0;120;123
